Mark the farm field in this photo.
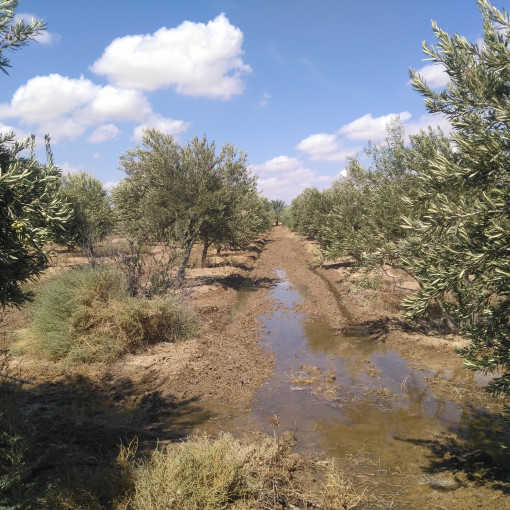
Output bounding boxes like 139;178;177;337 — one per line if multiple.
1;225;509;508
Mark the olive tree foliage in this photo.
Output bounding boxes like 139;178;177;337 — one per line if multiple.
0;1;70;309
289;119;452;264
0;135;69;308
113;129;266;283
288;187;332;240
60;172;112;255
402;0;510;398
0;0;44;74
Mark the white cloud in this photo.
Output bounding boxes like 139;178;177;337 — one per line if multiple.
87;124;121;143
79;86;152;123
258;170;333;203
338;112;412;142
104;181;119;192
296;133;337;155
0;121;18;137
252;155;301;173
259;92;271;107
0;73;190;142
133;115;191;141
412;63;449;89
0;74;98;122
16;13;59;44
253;155;333;202
90;13;251;99
296;133;358;162
59;161;86;175
404;112;451;136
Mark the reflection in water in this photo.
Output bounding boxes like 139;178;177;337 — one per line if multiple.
248;267;509;504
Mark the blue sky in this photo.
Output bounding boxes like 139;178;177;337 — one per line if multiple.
1;0;507;203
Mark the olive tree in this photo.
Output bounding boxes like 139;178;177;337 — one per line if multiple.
403;0;510;399
113;129;263;284
1;135;69;307
0;0;44;74
0;2;70;308
60;172;112;255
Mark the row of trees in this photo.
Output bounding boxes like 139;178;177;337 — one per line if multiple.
289;0;510;402
2;130;275;306
113;129;274;281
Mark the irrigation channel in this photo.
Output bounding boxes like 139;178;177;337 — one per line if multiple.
190;267;508;504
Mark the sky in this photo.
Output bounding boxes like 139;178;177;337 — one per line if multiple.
1;0;508;203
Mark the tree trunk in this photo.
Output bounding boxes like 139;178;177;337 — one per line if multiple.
176;218;197;286
201;236;210;268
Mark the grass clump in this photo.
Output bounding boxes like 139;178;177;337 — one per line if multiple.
118;433;271;510
21;266;198;363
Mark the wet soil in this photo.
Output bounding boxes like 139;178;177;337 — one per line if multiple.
2;226;510;508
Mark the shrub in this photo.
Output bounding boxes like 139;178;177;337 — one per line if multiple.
24;266;198;363
119;433;271;510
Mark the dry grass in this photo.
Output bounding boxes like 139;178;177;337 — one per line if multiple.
12;266;198;364
288;365;340;402
113;433;370;510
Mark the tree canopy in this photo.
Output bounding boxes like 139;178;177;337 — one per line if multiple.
402;0;510;397
113;129;269;283
0;2;70;308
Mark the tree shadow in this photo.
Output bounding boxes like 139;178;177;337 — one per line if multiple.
1;370;216;507
321;260;355;270
396;432;510;494
189;273;279;292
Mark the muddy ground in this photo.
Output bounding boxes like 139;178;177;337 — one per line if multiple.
1;225;509;508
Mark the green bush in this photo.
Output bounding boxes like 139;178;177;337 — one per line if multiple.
25;266;198;363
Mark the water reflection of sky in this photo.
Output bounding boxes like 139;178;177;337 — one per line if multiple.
251;268;508;470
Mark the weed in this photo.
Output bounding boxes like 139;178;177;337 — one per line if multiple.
119;433;269;510
15;266;198;364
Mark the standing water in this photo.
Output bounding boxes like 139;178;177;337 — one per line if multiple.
245;267;508;503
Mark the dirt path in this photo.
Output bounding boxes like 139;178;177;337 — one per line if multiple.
105;225;347;413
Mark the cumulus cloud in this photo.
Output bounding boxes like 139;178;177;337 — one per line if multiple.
59;161;87;175
0;73;190;142
296;133;358;162
90;13;251;99
253;155;333;202
252;155;301;173
79;86;152;123
87;124;121;143
0;74;97;122
133;115;191;141
405;112;451;136
258;170;332;203
337;112;412;142
412;63;449;89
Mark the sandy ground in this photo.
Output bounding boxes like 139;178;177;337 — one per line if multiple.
1;225;509;508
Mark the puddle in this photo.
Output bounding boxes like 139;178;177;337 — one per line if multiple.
178;266;508;504
247;268;509;503
230;279;253;320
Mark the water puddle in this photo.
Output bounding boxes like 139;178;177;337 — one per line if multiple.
246;267;509;503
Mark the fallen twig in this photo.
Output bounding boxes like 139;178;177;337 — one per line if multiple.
0;371;34;385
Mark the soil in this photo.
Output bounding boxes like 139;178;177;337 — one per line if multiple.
1;225;509;508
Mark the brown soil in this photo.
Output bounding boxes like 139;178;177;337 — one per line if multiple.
1;226;509;508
